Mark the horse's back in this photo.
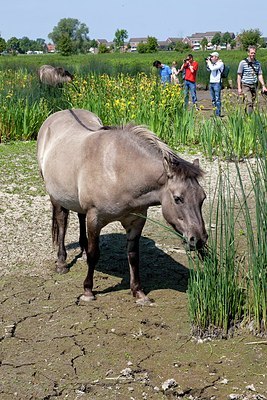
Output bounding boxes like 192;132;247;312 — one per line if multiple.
37;109;103;174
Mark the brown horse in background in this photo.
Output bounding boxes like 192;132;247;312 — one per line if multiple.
37;109;208;304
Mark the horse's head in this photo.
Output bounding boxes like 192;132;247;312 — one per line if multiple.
161;157;208;250
55;67;74;82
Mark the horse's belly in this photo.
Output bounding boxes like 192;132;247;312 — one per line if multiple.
58;198;85;214
46;182;85;214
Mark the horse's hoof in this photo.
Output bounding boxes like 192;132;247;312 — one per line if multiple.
56;266;69;274
80;294;96;302
136;296;153;306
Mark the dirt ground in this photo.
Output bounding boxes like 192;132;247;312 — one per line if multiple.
0;136;266;399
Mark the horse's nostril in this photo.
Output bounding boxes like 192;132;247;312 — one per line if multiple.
196;239;205;250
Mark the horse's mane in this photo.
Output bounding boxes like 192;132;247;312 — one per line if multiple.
101;123;204;179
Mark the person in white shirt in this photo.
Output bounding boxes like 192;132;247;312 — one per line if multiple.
206;51;224;116
171;61;180;84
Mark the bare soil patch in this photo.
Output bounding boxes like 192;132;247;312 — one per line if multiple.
0;142;266;400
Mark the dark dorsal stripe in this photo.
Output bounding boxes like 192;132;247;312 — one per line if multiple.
68;109;100;132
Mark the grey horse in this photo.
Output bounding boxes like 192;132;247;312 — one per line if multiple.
37;109;208;304
38;65;74;86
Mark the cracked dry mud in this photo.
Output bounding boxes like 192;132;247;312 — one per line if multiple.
0;142;266;400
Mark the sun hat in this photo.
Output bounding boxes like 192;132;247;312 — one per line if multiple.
210;51;219;57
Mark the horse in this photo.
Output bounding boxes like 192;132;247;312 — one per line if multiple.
38;65;74;87
37;109;208;304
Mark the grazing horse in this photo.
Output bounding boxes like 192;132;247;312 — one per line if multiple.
38;65;74;87
37;109;208;304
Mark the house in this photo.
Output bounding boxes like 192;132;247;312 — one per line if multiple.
157;40;172;51
166;37;183;45
187;31;235;50
128;37;148;52
95;39;114;52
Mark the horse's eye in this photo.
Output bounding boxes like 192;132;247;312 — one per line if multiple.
174;195;183;204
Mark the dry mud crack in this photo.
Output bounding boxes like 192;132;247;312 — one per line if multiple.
0;142;266;399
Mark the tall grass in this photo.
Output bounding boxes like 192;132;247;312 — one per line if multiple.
236;128;267;333
188;136;267;336
187;166;246;337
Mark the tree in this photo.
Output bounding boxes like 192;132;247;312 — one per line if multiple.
175;41;190;52
0;37;6;53
230;39;236;49
89;39;98;52
19;36;32;53
35;38;46;52
259;37;267;48
146;36;158;52
6;37;20;54
137;42;147;53
98;43;110;53
238;29;262;50
211;32;222;48
57;33;73;56
200;37;208;51
137;37;158;53
113;29;128;52
222;32;232;46
48;18;90;54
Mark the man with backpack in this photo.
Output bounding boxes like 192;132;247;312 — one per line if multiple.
206;51;224;117
237;45;267;114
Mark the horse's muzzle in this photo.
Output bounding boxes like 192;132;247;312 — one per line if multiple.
185;233;208;251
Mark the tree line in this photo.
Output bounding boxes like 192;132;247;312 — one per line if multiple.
0;18;266;56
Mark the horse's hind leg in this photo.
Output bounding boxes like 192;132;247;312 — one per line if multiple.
51;200;69;274
121;211;151;305
78;213;87;258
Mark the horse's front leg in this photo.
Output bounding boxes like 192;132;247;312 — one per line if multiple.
51;200;69;274
122;212;151;305
80;210;101;302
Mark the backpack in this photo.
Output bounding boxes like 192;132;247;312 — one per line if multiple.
221;64;230;79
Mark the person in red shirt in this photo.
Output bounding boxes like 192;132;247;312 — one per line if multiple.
180;54;199;109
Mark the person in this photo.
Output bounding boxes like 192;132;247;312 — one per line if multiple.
153;60;172;85
237;45;267;114
171;61;180;84
206;51;224;117
179;54;198;108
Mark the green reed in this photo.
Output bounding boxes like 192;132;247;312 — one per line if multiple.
188;145;267;336
234;128;267;333
187;165;246;337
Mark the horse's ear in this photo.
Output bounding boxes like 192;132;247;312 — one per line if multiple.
163;157;174;178
193;158;199;167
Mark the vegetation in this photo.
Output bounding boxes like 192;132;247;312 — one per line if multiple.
48;18;90;55
113;29;128;52
188;132;267;337
238;28;266;50
137;37;158;53
1;23;266;56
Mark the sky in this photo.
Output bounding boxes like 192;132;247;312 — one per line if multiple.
1;0;266;43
